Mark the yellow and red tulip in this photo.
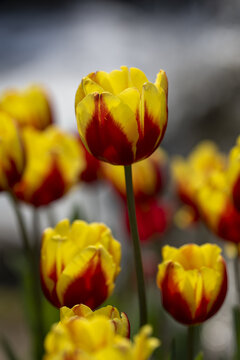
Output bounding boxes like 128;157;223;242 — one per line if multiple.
102;148;167;201
44;314;159;360
157;243;227;325
197;170;240;244
40;219;121;309
14;126;85;207
228;136;240;211
171;141;226;222
0;111;25;191
60;304;130;338
75;66;168;165
0;85;53;130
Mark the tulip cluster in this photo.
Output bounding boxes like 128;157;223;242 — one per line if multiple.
44;304;159;360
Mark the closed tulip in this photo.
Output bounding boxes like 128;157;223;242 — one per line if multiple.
157;243;227;325
0;111;25;191
0;85;53;130
228;136;240;211
14;126;85;207
75;66;168;165
40;219;121;309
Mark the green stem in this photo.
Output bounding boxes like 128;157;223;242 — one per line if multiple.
234;245;240;305
187;325;195;360
8;192;44;360
124;165;147;326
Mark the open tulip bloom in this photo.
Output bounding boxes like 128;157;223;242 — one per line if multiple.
75;66;168;165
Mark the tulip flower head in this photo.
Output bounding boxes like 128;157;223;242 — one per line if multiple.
14;126;85;207
40;219;121;309
197;170;240;244
60;304;130;338
75;66;168;165
102;148;167;201
44;314;159;360
228;136;240;212
0;85;53;130
172;141;227;222
157;243;227;325
0;111;25;191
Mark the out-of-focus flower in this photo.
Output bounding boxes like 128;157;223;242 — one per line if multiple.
157;243;227;325
14;126;85;207
0;111;25;191
172;141;226;223
197;170;240;244
228;136;240;212
77;135;102;183
60;304;130;338
125;199;169;243
75;66;168;165
0;85;53;130
44;314;159;360
102;148;167;201
40;219;121;309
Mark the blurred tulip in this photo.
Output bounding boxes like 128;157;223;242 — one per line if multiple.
0;85;53;130
197;170;240;244
77;136;102;183
14;126;85;207
75;66;168;165
40;219;121;309
102;148;167;201
60;304;130;338
172;141;226;222
44;314;159;360
157;243;227;325
228;136;240;212
125;199;169;243
0;111;25;191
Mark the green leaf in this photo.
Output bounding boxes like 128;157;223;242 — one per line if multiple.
0;336;20;360
194;351;204;360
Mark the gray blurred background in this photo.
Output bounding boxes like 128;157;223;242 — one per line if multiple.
0;0;240;359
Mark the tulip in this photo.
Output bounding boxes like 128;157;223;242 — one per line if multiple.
228;136;240;211
60;304;130;338
40;219;121;309
171;141;226;222
125;199;169;242
75;66;168;165
14;126;85;207
102;148;167;201
157;243;227;325
0;111;25;191
0;85;53;130
197;170;240;244
44;314;159;360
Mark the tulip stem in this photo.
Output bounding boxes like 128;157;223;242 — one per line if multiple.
124;165;147;326
187;325;195;360
8;192;44;360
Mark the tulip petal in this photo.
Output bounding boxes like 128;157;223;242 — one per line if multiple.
76;92;139;165
154;70;168;98
130;67;148;91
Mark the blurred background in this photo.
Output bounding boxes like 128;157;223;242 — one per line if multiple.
0;0;240;359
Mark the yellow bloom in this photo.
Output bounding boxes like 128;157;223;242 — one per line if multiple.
197;170;240;244
60;304;130;338
102;148;167;200
75;66;168;165
0;111;25;191
14;126;85;207
0;85;53;130
44;314;159;360
228;136;240;211
171;141;226;220
157;243;227;325
40;219;121;309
